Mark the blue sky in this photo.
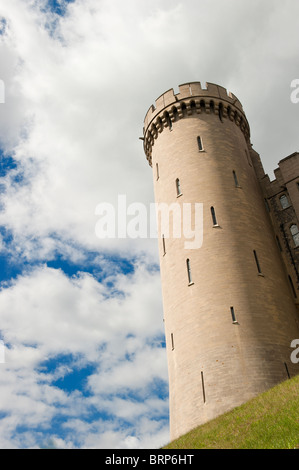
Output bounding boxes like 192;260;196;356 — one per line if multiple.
0;0;298;449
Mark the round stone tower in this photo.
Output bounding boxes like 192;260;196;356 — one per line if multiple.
142;82;299;441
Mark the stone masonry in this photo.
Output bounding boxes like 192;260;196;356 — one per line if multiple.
142;82;299;440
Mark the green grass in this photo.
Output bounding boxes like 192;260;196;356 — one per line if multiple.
163;375;299;449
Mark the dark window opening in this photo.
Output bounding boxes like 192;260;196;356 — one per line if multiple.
171;333;174;351
201;371;206;403
162;234;166;255
233;170;240;187
176;178;182;196
230;306;237;323
253;250;262;274
197;136;203;151
186;258;192;284
211;206;217;226
284;362;291;379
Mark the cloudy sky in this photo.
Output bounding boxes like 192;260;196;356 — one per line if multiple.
0;0;298;449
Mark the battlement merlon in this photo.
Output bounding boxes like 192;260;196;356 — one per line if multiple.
143;81;249;133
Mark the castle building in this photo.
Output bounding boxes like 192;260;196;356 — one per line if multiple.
142;82;299;440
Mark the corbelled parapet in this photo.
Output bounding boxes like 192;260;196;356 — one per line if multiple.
143;82;250;166
141;81;299;441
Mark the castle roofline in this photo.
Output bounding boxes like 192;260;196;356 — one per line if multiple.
278;151;299;165
142;81;251;166
143;82;246;129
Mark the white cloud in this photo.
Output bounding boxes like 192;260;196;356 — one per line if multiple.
87;345;167;397
0;263;164;357
0;0;298;260
0;262;167;448
0;0;298;449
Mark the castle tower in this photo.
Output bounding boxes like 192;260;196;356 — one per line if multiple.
142;82;299;440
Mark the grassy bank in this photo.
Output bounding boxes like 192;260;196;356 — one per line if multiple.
164;375;299;449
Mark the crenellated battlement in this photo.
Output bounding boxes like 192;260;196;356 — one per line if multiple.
143;82;250;166
141;81;299;442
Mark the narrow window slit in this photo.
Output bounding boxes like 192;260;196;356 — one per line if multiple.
171;333;174;351
156;163;159;180
211;206;218;226
186;258;193;285
176;178;182;197
230;306;238;324
233;170;240;188
197;136;203;151
284;362;291;379
162;234;166;256
201;371;206;403
253;250;263;275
